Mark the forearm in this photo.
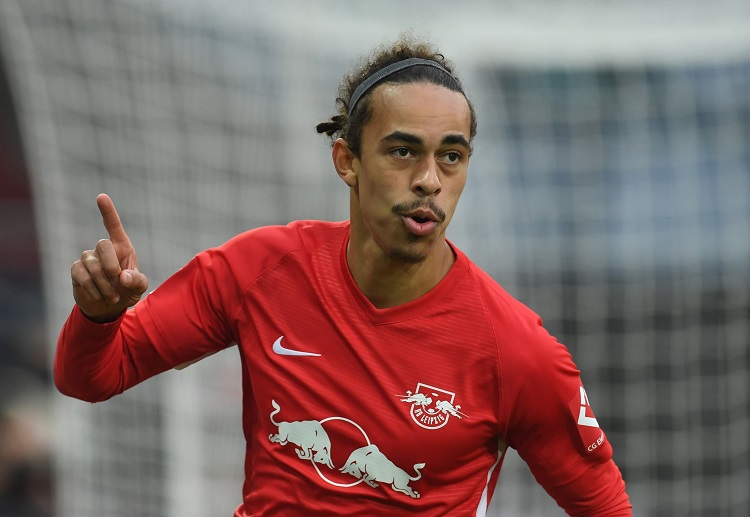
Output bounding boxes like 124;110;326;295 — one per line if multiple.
549;459;632;516
54;306;127;402
54;305;172;402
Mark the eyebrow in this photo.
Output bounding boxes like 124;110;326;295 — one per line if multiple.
382;131;472;152
382;131;423;146
441;134;472;153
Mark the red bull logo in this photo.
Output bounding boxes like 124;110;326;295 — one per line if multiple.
268;400;426;498
397;382;467;430
339;444;424;498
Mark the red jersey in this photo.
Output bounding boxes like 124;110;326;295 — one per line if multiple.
55;220;631;516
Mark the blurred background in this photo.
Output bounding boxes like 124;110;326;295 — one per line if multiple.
0;0;748;515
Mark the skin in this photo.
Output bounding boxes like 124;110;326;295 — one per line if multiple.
333;82;473;308
72;81;472;321
71;193;148;323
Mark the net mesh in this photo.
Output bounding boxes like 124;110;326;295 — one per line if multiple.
0;1;748;515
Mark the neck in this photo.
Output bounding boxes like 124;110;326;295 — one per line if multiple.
345;232;456;309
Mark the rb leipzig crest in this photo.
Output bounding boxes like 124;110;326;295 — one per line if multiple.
397;382;467;430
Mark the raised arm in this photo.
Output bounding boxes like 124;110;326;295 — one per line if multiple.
55;194;238;402
55;194;157;402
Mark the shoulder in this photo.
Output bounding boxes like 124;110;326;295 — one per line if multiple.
190;220;348;286
217;220;347;259
460;257;571;380
462;258;542;336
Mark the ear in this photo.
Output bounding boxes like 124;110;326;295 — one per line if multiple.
332;138;359;187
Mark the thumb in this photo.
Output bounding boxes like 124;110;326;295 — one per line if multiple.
119;269;149;296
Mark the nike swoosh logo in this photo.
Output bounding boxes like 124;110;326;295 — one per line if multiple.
272;336;321;357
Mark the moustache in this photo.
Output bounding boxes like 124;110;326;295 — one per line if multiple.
392;199;446;223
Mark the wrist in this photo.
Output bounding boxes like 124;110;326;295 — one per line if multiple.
78;305;126;324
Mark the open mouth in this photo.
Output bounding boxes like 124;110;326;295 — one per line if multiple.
401;215;439;237
393;201;445;237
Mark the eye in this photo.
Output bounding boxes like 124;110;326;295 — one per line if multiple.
391;147;413;159
441;151;462;165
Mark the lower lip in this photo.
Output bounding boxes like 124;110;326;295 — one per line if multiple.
402;216;438;236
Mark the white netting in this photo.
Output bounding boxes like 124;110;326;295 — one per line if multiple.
0;1;748;515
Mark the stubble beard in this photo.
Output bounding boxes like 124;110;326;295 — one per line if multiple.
388;198;447;264
388;238;430;264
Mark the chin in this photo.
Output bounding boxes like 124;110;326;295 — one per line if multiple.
387;238;433;264
389;248;429;264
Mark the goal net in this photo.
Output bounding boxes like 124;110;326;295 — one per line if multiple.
0;1;748;515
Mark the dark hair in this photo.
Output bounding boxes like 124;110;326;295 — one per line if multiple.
316;35;477;156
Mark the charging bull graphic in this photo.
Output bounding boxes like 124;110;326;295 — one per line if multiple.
398;382;467;430
268;399;334;469
268;399;427;498
339;444;425;499
399;392;432;407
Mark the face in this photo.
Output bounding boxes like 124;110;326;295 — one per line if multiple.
334;82;472;264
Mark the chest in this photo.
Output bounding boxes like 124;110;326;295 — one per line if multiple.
234;278;501;484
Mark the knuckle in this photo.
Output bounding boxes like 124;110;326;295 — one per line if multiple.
79;276;97;291
84;256;103;273
71;263;86;282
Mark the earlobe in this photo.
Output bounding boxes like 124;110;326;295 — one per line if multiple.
332;138;359;187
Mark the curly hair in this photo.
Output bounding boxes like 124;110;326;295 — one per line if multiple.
316;35;477;156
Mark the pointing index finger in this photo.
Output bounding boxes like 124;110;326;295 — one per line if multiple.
96;193;131;246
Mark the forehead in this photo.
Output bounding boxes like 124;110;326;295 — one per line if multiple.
364;82;472;143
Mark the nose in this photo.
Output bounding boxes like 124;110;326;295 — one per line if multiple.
413;157;441;197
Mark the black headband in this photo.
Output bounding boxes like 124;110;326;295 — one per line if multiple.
347;57;461;117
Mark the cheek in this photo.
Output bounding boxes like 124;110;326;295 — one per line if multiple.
451;172;467;196
359;172;400;208
446;172;467;202
441;174;467;221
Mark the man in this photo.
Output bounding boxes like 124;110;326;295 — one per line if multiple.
55;37;631;515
